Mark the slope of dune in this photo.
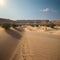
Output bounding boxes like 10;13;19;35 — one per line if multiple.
0;27;24;60
12;26;60;60
0;26;60;60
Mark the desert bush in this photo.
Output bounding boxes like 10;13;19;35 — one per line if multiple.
35;24;39;27
19;24;22;26
0;24;1;26
43;23;56;28
11;23;18;28
1;23;11;29
29;24;39;27
40;23;56;28
29;24;35;27
40;24;45;26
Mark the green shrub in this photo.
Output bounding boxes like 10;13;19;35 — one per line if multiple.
11;23;18;28
19;24;22;26
30;24;35;27
45;23;56;28
40;23;56;28
1;23;11;29
35;24;39;27
29;24;39;27
40;24;46;26
0;24;1;26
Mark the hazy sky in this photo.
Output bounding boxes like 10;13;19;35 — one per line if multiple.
0;0;60;20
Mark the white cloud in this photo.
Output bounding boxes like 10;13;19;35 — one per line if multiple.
40;8;49;12
43;8;49;12
40;8;57;13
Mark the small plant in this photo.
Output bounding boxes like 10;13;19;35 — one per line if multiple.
19;24;22;26
1;23;11;29
40;23;56;28
45;23;56;28
35;24;39;27
29;24;35;27
0;24;1;26
11;23;18;28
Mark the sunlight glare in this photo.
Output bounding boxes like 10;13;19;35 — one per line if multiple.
0;0;6;7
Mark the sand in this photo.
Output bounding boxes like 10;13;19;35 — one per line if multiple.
11;26;60;60
0;26;60;60
0;27;24;60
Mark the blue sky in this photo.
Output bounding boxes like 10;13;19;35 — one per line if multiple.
0;0;60;20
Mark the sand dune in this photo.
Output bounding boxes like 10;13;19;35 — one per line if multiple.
0;27;24;60
11;26;60;60
0;26;60;60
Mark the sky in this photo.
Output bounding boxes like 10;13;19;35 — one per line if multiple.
0;0;60;20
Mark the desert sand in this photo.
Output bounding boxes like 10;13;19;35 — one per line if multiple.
0;27;24;60
0;26;60;60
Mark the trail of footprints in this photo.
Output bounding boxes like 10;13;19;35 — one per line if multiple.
12;34;32;60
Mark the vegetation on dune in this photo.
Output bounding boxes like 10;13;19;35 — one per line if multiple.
11;23;18;28
35;24;39;27
0;23;23;29
30;24;35;27
40;23;56;28
0;24;1;26
1;23;11;29
0;22;56;29
19;24;23;27
46;23;56;28
29;24;40;27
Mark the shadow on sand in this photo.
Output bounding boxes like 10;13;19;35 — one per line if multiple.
0;28;24;60
14;27;24;32
5;29;23;39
